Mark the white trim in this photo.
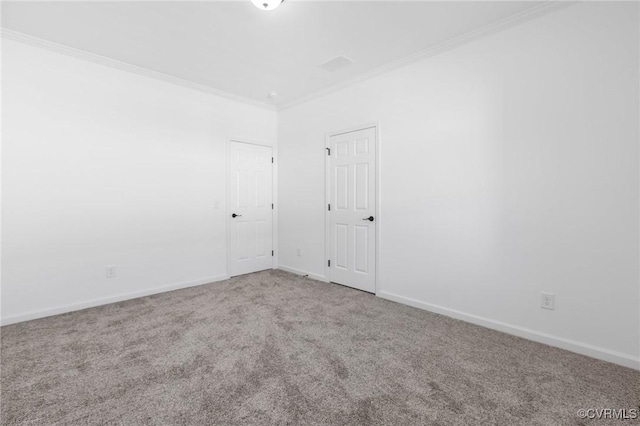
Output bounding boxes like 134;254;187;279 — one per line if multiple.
1;274;230;326
325;123;380;294
374;125;381;296
279;1;574;111
0;28;277;112
226;138;276;278
278;265;329;283
378;290;640;371
324;133;332;284
272;143;279;271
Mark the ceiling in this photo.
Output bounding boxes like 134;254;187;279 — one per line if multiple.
2;1;543;108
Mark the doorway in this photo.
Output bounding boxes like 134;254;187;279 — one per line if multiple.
326;126;378;293
227;140;274;277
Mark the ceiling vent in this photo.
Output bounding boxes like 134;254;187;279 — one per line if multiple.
318;54;354;72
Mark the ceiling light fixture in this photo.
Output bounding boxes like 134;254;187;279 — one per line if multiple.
251;0;283;11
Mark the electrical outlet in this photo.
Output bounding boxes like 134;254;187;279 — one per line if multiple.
297;248;302;257
106;265;117;279
541;292;555;310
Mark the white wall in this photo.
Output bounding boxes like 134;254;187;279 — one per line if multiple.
1;39;277;323
278;2;639;368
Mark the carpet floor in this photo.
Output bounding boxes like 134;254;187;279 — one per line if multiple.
1;270;638;425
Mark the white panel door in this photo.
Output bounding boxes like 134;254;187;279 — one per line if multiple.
228;141;273;277
328;127;376;293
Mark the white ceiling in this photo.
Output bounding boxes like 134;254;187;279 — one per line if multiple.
2;1;543;108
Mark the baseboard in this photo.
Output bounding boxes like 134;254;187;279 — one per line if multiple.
6;274;636;370
278;265;329;283
377;291;640;371
1;274;230;326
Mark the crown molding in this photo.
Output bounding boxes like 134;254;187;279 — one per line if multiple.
2;1;574;113
1;28;278;112
278;1;575;111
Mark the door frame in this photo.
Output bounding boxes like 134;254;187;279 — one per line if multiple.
324;123;380;294
226;137;276;277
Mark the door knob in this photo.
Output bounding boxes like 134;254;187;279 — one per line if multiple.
362;216;374;222
232;213;242;218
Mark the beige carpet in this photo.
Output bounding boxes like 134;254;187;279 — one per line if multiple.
1;270;638;425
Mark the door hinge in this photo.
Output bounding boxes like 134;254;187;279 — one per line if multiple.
328;260;331;267
328;204;331;211
272;250;274;256
272;203;274;209
271;157;274;163
326;147;330;156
